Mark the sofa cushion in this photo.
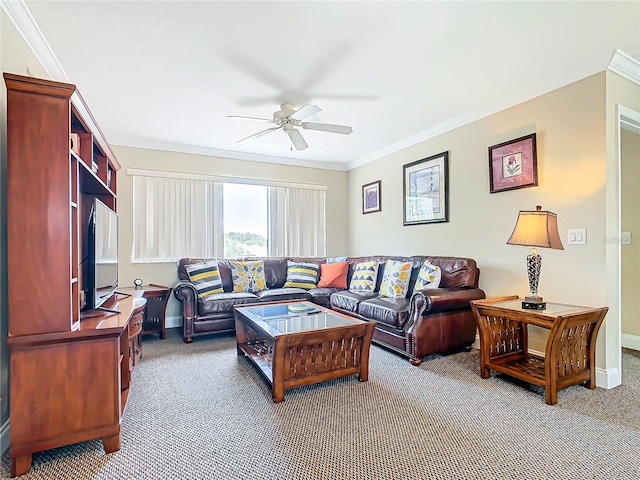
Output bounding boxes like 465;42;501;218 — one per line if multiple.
330;290;378;313
358;296;412;329
230;260;267;293
308;287;341;308
283;261;319;289
379;260;412;298
349;260;380;293
254;287;312;302
317;261;349;289
414;259;442;291
184;260;224;299
198;291;259;316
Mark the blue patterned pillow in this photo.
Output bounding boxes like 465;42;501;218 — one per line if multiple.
185;260;224;299
284;261;319;290
349;261;379;293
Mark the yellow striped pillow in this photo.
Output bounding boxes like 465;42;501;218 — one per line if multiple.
283;261;320;290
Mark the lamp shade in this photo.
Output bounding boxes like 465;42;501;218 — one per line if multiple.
506;206;564;250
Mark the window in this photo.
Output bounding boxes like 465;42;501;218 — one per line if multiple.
223;183;267;257
131;170;326;261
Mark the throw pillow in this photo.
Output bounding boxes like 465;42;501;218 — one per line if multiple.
283;261;320;290
379;260;413;298
349;260;379;293
326;256;348;264
317;261;349;289
184;260;224;299
230;260;267;293
414;260;442;292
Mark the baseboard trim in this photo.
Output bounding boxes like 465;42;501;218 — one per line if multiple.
166;315;182;329
1;419;9;456
622;333;640;350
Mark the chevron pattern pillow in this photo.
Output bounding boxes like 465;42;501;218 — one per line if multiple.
184;260;224;299
349;260;380;293
283;261;320;290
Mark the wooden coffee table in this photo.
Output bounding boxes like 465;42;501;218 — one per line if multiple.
234;301;375;402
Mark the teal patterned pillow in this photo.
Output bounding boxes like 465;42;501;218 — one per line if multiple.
349;261;379;293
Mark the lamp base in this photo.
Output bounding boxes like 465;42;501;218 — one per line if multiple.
522;295;546;310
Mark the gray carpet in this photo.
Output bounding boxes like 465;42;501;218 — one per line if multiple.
2;329;639;479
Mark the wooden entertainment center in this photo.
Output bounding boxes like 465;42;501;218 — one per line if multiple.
4;73;143;476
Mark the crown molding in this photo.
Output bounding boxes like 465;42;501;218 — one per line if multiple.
110;135;349;172
608;49;640;86
1;0;67;81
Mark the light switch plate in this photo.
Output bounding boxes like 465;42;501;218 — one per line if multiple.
621;232;632;245
567;228;587;245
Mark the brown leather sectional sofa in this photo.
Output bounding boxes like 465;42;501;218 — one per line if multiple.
175;255;485;365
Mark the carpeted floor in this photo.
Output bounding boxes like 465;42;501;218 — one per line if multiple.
2;329;639;479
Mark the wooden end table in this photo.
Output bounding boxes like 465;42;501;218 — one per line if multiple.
234;301;375;403
471;296;608;405
120;284;172;339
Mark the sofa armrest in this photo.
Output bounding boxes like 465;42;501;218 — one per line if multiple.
174;281;198;339
416;287;486;314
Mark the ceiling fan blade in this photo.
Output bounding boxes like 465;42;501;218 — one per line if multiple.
290;104;321;121
236;126;281;145
301;122;353;135
286;128;308;150
227;115;274;123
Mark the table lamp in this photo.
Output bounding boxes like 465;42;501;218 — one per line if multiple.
507;205;564;309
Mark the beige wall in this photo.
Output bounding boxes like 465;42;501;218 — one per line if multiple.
0;9;50;444
112;145;349;318
348;73;608;353
621;128;640;340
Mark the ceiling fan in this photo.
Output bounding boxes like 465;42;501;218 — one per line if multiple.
227;103;353;151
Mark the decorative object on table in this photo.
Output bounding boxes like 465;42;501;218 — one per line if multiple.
506;205;564;309
362;180;381;214
488;133;537;193
133;278;143;290
403;151;449;225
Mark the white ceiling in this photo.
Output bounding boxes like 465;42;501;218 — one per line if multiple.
17;1;640;171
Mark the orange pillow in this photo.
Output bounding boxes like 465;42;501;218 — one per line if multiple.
317;261;349;289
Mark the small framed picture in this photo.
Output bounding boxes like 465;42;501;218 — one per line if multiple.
488;133;538;194
362;180;381;214
403;151;449;225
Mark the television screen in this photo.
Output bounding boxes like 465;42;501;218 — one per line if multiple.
89;199;118;309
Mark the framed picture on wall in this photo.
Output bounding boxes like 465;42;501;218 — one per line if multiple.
488;133;538;193
403;151;449;225
362;180;381;214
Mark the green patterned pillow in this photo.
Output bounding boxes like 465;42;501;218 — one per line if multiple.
184;260;224;299
230;260;267;293
379;260;413;298
349;260;380;293
284;261;319;290
413;260;442;292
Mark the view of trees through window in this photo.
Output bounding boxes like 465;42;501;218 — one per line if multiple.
223;183;268;257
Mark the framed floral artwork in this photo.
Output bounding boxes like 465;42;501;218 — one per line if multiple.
362;180;381;214
488;133;538;194
403;151;449;225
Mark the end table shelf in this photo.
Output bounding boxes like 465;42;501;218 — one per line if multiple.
120;284;172;340
471;296;608;405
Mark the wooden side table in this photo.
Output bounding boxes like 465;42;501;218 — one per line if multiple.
471;296;608;405
120;285;172;340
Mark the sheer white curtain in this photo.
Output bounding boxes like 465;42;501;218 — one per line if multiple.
132;176;223;261
268;187;326;257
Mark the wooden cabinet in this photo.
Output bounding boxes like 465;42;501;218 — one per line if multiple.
3;73;136;477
